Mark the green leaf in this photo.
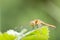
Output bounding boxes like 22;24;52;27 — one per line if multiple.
21;26;49;40
0;33;16;40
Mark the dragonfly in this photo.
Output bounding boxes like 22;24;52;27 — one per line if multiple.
30;19;56;28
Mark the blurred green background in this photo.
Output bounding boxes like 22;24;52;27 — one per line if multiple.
0;0;60;40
